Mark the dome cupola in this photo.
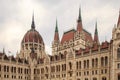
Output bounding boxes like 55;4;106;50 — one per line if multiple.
19;13;45;60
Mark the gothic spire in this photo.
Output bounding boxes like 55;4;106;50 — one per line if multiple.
31;12;35;29
78;7;82;22
55;19;58;32
94;21;99;44
117;9;120;27
54;19;59;42
77;7;83;32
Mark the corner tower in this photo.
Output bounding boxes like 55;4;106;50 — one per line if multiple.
19;14;45;60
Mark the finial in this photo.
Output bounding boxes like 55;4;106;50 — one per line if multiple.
31;12;35;29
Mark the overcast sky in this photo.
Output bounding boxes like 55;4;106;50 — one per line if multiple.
0;0;119;56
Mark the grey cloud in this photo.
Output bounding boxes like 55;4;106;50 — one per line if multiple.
0;0;119;55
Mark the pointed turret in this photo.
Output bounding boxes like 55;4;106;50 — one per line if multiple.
77;7;83;32
94;21;99;44
117;10;120;27
54;19;59;43
31;12;35;29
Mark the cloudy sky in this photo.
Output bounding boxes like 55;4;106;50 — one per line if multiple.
0;0;119;56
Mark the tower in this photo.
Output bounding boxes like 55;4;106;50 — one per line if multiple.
77;7;83;32
111;10;120;80
52;19;60;55
54;19;60;43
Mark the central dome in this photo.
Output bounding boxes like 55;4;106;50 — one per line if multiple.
22;29;44;44
21;14;44;45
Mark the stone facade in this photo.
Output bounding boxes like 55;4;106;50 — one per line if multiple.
0;8;120;80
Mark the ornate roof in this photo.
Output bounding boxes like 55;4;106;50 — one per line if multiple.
61;29;75;44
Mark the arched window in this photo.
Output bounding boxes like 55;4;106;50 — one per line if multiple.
79;61;81;69
101;57;104;67
84;60;86;69
92;59;94;67
69;62;72;69
95;58;98;67
87;60;89;68
46;67;48;72
105;56;108;66
76;61;78;69
117;48;120;59
4;65;6;72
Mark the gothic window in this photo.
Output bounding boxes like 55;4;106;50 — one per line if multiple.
87;60;89;68
62;64;64;71
76;61;78;69
101;57;104;67
69;62;72;69
84;60;86;69
0;65;1;71
118;63;120;69
92;59;94;68
117;48;120;59
105;56;108;66
79;61;81;69
11;67;14;73
95;58;98;67
4;65;6;72
64;64;66;71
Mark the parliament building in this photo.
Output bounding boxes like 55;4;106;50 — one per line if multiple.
0;8;120;80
